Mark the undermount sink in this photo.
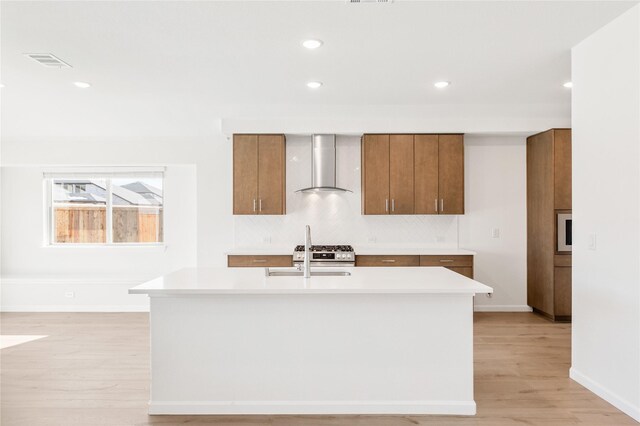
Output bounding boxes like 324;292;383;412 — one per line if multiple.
265;268;351;277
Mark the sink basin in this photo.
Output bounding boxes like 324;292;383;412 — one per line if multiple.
265;268;351;277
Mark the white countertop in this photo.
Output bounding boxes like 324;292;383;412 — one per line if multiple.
226;246;476;256
129;266;492;296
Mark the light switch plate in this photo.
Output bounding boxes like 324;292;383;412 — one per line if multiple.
491;228;500;238
588;234;597;250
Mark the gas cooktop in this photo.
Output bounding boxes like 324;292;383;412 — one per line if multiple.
293;245;355;266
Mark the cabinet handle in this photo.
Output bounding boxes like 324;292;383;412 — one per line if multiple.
381;259;396;263
440;199;444;212
391;199;395;212
253;199;257;212
435;199;438;213
440;259;454;263
259;199;262;212
252;259;267;263
385;199;389;212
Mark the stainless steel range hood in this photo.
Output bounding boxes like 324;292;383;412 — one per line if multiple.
296;134;352;193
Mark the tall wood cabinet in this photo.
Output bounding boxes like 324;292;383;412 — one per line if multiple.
527;129;572;321
233;134;286;215
362;134;464;215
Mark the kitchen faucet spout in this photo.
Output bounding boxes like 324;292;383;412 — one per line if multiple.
303;225;312;278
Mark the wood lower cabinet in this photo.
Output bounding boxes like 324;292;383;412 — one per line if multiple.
355;255;420;267
356;254;473;278
227;255;293;267
363;134;464;215
233;134;285;215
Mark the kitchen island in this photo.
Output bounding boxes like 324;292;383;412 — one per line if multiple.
130;266;492;416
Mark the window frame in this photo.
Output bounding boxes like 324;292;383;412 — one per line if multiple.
44;169;166;247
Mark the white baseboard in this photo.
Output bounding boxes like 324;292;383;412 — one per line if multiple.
474;305;533;312
148;400;476;415
1;305;149;313
570;367;640;422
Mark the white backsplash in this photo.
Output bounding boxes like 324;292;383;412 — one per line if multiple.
233;135;460;247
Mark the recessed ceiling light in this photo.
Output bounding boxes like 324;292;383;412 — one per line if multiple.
74;81;91;89
434;81;450;89
307;81;323;89
302;39;323;49
563;82;573;88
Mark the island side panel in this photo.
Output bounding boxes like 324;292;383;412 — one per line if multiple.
148;293;475;415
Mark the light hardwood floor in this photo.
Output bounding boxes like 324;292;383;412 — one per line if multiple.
1;312;636;426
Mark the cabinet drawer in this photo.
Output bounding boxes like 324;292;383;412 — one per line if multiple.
227;255;292;267
420;255;473;267
355;255;420;267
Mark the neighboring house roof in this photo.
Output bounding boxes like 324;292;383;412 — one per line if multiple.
53;185;107;204
121;182;163;206
53;179;162;206
121;182;162;197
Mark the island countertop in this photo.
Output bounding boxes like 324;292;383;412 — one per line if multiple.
129;266;493;296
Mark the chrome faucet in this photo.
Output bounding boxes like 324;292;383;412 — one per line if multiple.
303;225;312;278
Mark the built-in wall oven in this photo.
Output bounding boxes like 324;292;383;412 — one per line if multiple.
557;212;572;253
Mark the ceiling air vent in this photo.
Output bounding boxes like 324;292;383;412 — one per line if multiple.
348;0;393;3
24;53;71;68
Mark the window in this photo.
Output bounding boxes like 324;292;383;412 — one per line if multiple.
46;169;164;245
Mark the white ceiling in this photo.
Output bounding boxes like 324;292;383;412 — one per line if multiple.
1;1;638;142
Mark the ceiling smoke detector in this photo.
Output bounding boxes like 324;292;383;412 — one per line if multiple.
24;53;71;68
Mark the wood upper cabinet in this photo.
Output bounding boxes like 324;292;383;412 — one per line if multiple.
362;134;414;214
233;134;285;215
362;134;390;214
364;133;464;215
438;135;464;214
389;135;415;214
414;135;439;214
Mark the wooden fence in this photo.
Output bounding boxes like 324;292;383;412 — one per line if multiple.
54;205;163;243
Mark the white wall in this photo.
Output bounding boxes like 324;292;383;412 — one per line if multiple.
460;135;528;312
571;4;640;422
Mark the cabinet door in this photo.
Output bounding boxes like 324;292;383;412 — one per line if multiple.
438;135;464;214
414;135;439;214
362;135;390;215
554;266;572;317
257;135;286;215
389;135;414;214
554;129;572;210
233;135;259;215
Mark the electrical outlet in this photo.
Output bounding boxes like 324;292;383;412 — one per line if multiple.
588;234;597;250
491;228;500;238
368;236;377;243
263;236;271;244
436;236;445;243
65;291;75;298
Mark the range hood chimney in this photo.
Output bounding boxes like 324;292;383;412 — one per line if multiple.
297;134;352;193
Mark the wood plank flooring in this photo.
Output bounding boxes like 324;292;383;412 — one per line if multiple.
1;312;636;426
